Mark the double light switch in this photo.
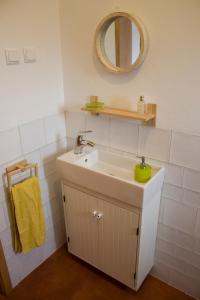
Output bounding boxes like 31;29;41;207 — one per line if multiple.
5;48;36;65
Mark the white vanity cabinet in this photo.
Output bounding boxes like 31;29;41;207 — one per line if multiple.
57;149;164;290
62;183;161;290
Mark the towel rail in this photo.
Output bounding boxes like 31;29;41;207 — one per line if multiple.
5;160;38;192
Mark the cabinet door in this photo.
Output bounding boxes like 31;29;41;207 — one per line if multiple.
64;186;99;267
98;199;139;288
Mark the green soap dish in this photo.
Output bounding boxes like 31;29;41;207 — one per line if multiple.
85;102;104;108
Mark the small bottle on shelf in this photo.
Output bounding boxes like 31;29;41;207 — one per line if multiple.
137;96;145;114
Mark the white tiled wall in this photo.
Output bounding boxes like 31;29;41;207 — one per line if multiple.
3;110;199;297
0;128;22;165
110;118;139;153
0;113;67;288
66;111;200;299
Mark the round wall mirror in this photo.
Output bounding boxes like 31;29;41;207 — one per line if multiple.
95;12;148;74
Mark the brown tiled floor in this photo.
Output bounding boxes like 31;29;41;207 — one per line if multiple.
0;246;193;300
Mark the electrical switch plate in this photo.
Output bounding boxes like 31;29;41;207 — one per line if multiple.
5;49;20;65
23;48;36;63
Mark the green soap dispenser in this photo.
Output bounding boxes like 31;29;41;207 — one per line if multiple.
134;156;151;183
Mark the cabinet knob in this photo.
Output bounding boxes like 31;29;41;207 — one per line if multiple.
97;212;103;220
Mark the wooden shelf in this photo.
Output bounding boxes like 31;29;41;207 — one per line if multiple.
81;103;157;126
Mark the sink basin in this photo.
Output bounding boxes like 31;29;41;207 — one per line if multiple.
56;149;165;208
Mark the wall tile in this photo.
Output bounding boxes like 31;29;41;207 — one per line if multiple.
38;161;56;180
163;198;197;234
40;143;57;164
157;223;176;242
175;230;195;251
184;263;200;281
138;126;171;162
158;197;166;223
183;168;200;193
53;219;66;247
46;214;54;231
155;250;185;273
38;163;48;181
3;244;17;262
24;150;42;167
66;111;86;138
44;113;66;144
0;203;7;232
55;138;67;156
0;186;6;203
0;128;22;165
40;138;67;164
66;137;75;151
194;239;200;254
157;224;195;251
2;201;11;228
110;118;138;154
164;164;183;187
18;247;42;279
49;196;63;220
156;238;174;255
42;173;62;201
0;228;12;249
169;269;200;299
183;189;200;208
40;178;50;204
195;210;200;237
171;132;200;170
174;245;200;269
7;255;23;287
0;165;3;187
151;260;170;283
162;183;183;202
43;202;50;221
44;161;57;177
86;114;110;146
20;119;46;153
40;228;57;261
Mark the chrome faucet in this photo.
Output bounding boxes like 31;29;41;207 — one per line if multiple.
74;130;95;154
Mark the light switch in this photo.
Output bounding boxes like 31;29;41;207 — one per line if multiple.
5;49;20;65
23;48;36;63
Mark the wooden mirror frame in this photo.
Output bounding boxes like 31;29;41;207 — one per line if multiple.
95;12;148;74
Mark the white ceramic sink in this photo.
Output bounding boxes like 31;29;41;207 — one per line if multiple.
57;149;165;208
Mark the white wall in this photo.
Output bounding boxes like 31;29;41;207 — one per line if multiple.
0;0;64;131
60;0;200;135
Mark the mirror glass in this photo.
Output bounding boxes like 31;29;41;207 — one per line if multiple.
95;12;148;74
104;16;141;69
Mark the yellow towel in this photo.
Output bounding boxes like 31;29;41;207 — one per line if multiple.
11;176;45;253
